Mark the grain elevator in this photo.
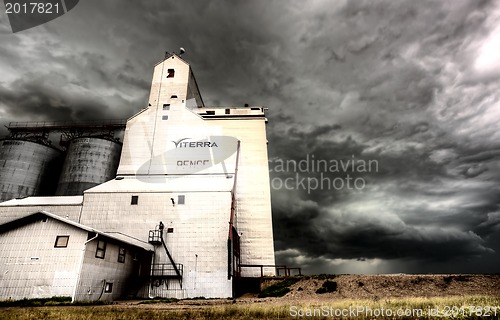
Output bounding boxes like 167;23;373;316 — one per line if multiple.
0;52;276;299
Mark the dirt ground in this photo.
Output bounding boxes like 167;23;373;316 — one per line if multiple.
281;274;500;301
115;274;500;309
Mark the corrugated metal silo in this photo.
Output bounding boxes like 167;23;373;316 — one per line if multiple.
55;137;122;196
0;139;63;202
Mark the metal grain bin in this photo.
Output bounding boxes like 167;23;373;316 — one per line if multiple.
0;139;63;202
55;137;122;196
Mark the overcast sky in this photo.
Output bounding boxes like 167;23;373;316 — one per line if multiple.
1;0;500;274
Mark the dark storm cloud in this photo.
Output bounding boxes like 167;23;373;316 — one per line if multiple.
0;40;150;134
260;0;500;273
0;74;106;120
0;64;149;124
269;123;499;263
1;0;500;273
274;201;492;262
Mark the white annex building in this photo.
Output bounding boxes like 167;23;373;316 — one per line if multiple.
0;53;276;300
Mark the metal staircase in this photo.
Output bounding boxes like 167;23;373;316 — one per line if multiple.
148;222;183;289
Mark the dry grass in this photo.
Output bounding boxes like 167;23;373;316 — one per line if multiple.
2;275;499;319
1;295;499;320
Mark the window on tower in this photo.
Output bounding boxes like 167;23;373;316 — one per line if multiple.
131;195;139;205
167;69;175;78
178;195;185;205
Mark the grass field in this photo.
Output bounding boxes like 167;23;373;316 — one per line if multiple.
1;295;499;320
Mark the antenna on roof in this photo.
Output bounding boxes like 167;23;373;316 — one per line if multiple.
179;47;185;56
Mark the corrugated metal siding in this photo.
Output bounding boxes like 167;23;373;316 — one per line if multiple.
74;239;147;301
80;191;233;298
0;140;62;201
0;218;87;300
210;119;276;277
0;205;82;225
56;138;122;196
0;56;275;300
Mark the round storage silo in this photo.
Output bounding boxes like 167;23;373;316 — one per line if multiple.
55;137;122;196
0;139;63;202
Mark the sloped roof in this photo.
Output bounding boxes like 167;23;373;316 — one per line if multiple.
0;196;83;206
153;51;205;107
0;211;154;252
84;174;235;193
154;52;189;67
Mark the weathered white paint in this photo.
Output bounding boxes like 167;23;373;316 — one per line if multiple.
0;54;275;299
0;217;86;300
0;213;153;301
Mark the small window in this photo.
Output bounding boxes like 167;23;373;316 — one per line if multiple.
54;236;69;248
162;115;169;120
95;240;106;259
163;104;170;110
178;195;185;205
225;108;230;114
167;228;174;233
206;111;215;115
131;195;138;205
167;69;175;78
104;282;113;293
118;247;126;263
171;95;178;98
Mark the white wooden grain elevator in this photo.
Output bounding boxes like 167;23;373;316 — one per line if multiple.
0;53;276;299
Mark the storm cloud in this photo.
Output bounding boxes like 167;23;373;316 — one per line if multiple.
1;0;500;274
